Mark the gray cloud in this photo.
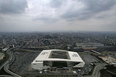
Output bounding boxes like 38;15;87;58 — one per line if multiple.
61;0;116;20
0;0;116;32
32;16;58;23
84;0;116;12
49;0;66;8
0;0;28;14
95;14;111;19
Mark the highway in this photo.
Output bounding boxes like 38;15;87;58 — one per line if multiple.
4;63;21;77
85;63;107;77
0;60;9;70
0;49;12;70
0;48;21;77
4;48;21;77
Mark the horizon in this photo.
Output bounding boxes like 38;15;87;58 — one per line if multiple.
0;31;116;34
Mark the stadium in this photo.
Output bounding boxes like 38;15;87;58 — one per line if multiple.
31;49;85;70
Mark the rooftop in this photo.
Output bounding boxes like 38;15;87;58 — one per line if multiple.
49;51;70;59
33;49;84;63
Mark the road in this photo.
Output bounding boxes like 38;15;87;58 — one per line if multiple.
85;63;107;77
0;49;12;70
4;63;21;77
0;48;22;77
0;60;9;70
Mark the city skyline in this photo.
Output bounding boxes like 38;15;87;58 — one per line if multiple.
0;0;116;32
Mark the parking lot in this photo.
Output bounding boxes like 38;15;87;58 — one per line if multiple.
79;53;99;63
9;51;39;74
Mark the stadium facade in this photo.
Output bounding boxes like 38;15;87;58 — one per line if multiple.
31;49;85;70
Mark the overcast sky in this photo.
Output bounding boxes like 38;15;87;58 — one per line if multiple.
0;0;116;32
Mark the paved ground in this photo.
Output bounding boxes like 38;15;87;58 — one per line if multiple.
9;51;39;74
79;53;99;63
85;63;107;77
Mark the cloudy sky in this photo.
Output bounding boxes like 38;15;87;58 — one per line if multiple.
0;0;116;32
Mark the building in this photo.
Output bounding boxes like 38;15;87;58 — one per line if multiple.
31;49;85;70
99;56;116;65
82;47;97;50
76;43;104;47
2;47;9;52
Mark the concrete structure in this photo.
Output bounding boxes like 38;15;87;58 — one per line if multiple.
76;43;104;47
0;53;5;60
90;50;101;55
31;49;85;70
2;47;9;52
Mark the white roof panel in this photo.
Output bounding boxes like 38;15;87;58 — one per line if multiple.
68;52;84;62
32;49;84;63
35;50;51;61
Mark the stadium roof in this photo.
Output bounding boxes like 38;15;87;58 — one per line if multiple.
33;49;84;63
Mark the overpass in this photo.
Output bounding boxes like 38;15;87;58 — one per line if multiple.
0;48;21;77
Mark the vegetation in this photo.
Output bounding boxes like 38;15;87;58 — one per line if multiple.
100;69;112;77
13;50;30;52
0;52;9;65
61;45;67;50
105;65;116;74
100;65;116;77
43;75;78;77
97;46;116;52
0;68;10;75
24;48;44;51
